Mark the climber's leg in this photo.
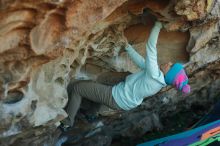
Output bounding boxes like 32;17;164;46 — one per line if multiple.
62;82;82;127
96;71;131;86
70;80;120;109
64;80;121;127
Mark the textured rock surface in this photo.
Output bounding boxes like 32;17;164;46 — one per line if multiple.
0;0;220;145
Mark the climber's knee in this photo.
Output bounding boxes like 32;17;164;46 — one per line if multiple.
67;81;80;96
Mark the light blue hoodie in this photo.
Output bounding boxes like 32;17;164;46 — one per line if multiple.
112;22;167;110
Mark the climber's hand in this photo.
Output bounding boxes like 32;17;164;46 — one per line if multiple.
119;34;129;51
155;21;163;29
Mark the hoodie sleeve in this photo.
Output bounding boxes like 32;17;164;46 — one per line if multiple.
145;21;162;78
125;44;145;69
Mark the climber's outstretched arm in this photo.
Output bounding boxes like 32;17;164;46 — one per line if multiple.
145;21;162;77
125;44;145;69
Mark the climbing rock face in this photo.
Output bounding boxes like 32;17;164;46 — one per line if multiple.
0;0;220;145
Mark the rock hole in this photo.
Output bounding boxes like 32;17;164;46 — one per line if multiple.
60;64;67;70
55;77;64;85
16;113;22;119
3;90;24;104
0;72;12;84
31;100;38;111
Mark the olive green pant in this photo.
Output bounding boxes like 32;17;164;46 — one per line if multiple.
64;72;130;126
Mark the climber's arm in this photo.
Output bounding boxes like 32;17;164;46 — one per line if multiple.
145;21;162;77
125;44;145;69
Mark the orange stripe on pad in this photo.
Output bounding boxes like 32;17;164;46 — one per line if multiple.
201;126;220;140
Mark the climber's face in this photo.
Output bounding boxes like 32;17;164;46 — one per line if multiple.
160;62;172;75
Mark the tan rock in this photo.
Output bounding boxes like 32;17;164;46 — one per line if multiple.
0;28;29;53
0;9;36;27
66;0;127;39
30;12;65;55
0;46;33;62
174;0;213;21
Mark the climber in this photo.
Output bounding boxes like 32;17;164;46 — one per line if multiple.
60;21;190;130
